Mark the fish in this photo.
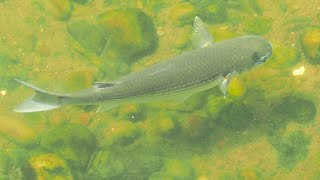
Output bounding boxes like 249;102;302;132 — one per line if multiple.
14;16;272;113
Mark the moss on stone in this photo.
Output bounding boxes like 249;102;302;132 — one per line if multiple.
28;153;73;180
244;17;273;35
67;20;107;55
43;0;73;21
265;44;301;69
40;124;96;169
97;9;158;63
301;28;320;64
271;131;311;169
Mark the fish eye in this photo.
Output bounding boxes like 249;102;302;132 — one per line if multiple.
260;55;268;62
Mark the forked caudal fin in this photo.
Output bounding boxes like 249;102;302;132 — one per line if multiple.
14;79;68;113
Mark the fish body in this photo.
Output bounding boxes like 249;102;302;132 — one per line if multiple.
14;17;272;113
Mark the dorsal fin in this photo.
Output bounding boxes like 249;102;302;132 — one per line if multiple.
93;82;118;89
192;16;214;48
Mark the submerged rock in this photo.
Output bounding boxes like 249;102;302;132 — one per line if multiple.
0;53;20;90
271;95;316;124
214;101;254;131
72;0;91;5
87;150;163;180
117;103;146;122
28;153;73;180
271;131;310;169
265;44;301;69
181;114;210;141
150;159;195;180
40;124;96;169
97;9;158;63
244;17;273;35
43;0;73;21
170;2;196;26
67;20;107;56
301;28;320;64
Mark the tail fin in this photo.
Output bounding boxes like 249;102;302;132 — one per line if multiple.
14;79;67;113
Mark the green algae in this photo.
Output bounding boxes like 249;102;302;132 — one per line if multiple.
0;53;20;90
72;0;91;5
43;0;73;21
300;28;320;64
40;124;96;169
244;16;273;35
117;103;146;122
150;159;195;180
67;20;107;56
87;149;163;180
97;9;158;63
265;44;301;69
214;101;254;131
28;153;73;180
271;131;311;169
170;2;197;27
181;114;210;141
271;95;316;125
189;0;228;24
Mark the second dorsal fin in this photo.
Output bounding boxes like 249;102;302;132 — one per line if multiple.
192;16;214;48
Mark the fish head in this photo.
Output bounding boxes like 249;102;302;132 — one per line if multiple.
233;36;272;72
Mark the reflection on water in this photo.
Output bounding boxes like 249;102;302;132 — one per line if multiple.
0;0;320;179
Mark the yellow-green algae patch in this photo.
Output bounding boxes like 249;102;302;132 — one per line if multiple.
265;44;301;69
29;153;73;180
97;9;158;63
0;115;37;146
42;0;73;21
301;28;320;64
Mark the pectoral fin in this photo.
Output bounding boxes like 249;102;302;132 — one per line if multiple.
192;16;214;48
219;72;234;98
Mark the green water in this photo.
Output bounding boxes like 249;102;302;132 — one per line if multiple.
0;0;320;179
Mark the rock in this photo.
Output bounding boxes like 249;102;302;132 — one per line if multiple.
40;124;96;169
97;9;158;63
244;17;273;35
62;68;95;92
0;115;37;146
98;121;141;147
28;153;73;180
67;20;107;56
214;101;254;131
150;111;178;137
72;0;91;5
87;149;163;180
238;169;262;180
228;77;246;97
0;53;20;90
181;114;210;141
43;0;73;21
117;103;146;122
265;44;301;69
170;3;196;26
271;95;316;124
150;159;195;180
300;28;320;64
271;131;310;169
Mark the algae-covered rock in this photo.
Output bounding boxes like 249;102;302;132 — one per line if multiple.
43;0;73;21
0;115;37;146
181;114;210;141
238;169;262;180
301;28;320;64
72;0;91;5
170;2;196;26
271;131;310;169
214;101;254;131
117;103;146;122
0;53;20;90
228;77;246;97
150;159;195;180
28;153;73;180
265;44;301;69
67;20;107;56
40;124;96;169
189;0;227;24
87;150;163;180
99;121;141;147
150;111;179;136
97;9;158;63
244;17;273;35
271;95;316;124
62;69;95;91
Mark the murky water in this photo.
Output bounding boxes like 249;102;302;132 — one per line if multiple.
0;0;320;179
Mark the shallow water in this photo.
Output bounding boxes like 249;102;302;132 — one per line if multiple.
0;0;320;179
